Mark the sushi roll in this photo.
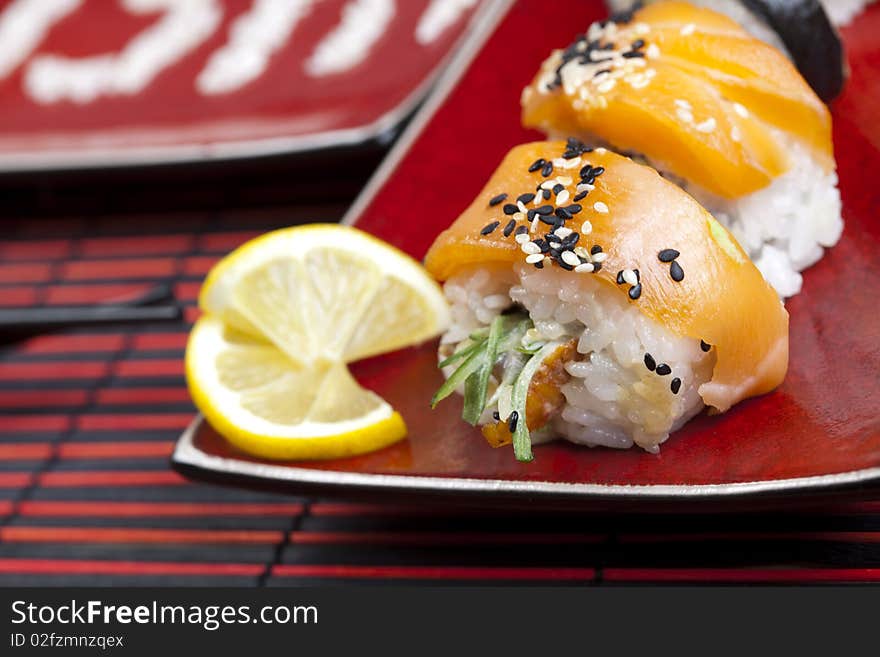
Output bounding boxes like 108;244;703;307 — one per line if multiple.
605;0;847;101
426;140;788;460
522;1;843;298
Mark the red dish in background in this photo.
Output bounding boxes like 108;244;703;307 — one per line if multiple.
0;0;496;169
174;0;880;505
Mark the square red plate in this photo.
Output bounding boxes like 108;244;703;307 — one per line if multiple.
0;0;496;170
173;0;880;507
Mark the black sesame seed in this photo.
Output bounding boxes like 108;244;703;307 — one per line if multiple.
582;175;596;185
628;283;642;300
633;268;640;282
536;205;554;215
656;363;672;376
579;164;594;179
533;239;549;253
591;166;605;177
528;158;545;173
561;233;579;249
565;204;583;215
539;215;558;226
593;263;603;272
492;411;501;421
508;411;519;433
593;68;612;78
573;191;588;202
658;248;680;262
515;225;528;235
644;353;656;371
590;245;603;255
555;207;572;220
616;270;625;285
631;39;645;50
480;221;500;235
552;183;564;194
542;189;552;200
670;260;685;282
517;192;536;204
671;377;682;394
503;204;518;215
700;340;712;352
622;50;645;59
534;260;544;269
541;161;554;177
503;219;516;237
556;259;575;271
489;193;507;207
527;209;536;220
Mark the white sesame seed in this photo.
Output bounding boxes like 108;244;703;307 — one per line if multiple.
676;108;694;124
540;180;555;190
554;226;573;238
562;157;581;169
576;183;594;194
557;176;573;185
622;269;639;286
515;233;530;244
556;190;570;205
561;250;580;267
646;43;660;59
730;125;741;142
597;96;608;109
517;201;528;213
595;147;607;154
630;77;650;90
552;157;567;168
645;68;657;79
572;99;585;111
674;98;691;109
634;22;650;36
525;253;545;264
591;252;608;263
733;102;749;118
593;201;609;214
580;220;592;235
680;23;695;36
574;246;590;259
597;79;616;94
530;217;540;232
575;263;595;273
522;241;541;255
696;117;717;133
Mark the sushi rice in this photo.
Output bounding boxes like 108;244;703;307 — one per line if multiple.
655;135;843;298
440;264;714;452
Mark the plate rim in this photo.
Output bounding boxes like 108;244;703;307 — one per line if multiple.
172;416;880;500
0;0;510;173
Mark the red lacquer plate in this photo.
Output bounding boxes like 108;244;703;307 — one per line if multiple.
173;0;880;507
0;0;499;170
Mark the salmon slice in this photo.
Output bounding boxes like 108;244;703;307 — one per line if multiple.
521;0;832;198
424;141;789;413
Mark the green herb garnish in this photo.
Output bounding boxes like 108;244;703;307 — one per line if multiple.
432;311;558;462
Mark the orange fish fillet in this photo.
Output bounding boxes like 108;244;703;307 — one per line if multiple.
520;0;832;199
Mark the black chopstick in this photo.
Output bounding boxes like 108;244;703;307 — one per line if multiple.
0;304;182;332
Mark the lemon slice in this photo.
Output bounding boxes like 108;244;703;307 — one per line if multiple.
187;315;408;460
199;224;450;367
187;224;449;460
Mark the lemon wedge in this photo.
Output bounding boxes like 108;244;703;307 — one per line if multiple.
186;224;450;460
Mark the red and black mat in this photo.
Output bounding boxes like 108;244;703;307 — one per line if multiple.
2;164;880;587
